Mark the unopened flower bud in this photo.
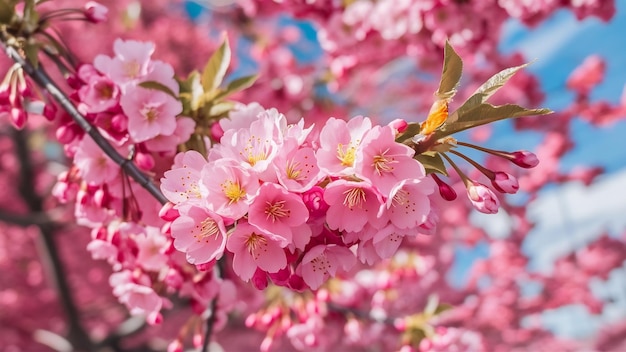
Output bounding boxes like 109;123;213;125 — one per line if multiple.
158;202;179;221
467;182;499;214
510;150;539;168
491;171;519;194
388;118;408;133
10;107;27;129
43;102;57;121
431;174;457;201
84;2;108;23
135;151;155;171
167;339;183;352
56;124;78;144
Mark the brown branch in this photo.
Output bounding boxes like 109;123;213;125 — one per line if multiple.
0;39;168;205
10;128;94;351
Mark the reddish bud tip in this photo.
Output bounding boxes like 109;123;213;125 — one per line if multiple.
510;150;539;168
431;174;457;201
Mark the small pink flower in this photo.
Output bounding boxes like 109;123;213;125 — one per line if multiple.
160;150;207;206
323;180;385;233
74;137;120;185
299;244;356;290
355;125;426;196
467;182;500;214
145;117;195;153
220;102;264;132
226;221;287;281
84;2;108;23
170;205;227;265
491;171;519;194
94;39;154;85
248;183;309;244
78;74;119;114
274;146;322;192
200;159;259;220
383;178;434;229
110;271;162;319
135;226;169;271
120;86;181;143
317;116;372;176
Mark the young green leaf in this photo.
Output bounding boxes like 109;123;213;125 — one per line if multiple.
138;81;178;99
436;103;551;138
201;36;231;92
213;74;258;101
415;152;448;176
447;63;529;124
435;41;463;100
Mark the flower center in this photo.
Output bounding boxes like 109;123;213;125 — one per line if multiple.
372;149;395;175
124;61;141;79
265;200;290;222
337;143;356;167
195;217;219;243
286;159;303;180
343;188;366;209
221;180;246;204
245;232;268;258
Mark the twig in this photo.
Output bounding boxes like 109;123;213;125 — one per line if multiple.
0;39;168;205
10;128;94;351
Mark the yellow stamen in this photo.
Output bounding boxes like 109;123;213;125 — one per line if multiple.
265;200;290;222
337;143;356;167
194;217;219;242
343;188;366;209
286;159;302;180
221;180;246;204
372;148;395;175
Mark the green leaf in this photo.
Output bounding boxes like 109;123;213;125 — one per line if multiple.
208;101;236;117
436;103;552;138
213;74;258;101
0;1;15;24
24;41;40;68
201;36;231;92
138;81;178;98
435;41;463;100
415;152;448;176
395;122;421;143
447;63;529;124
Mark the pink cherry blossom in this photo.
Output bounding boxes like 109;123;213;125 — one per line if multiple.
355;124;426;196
160;150;207;206
200;159;259;220
273;145;322;192
226;221;287;281
73;137;120;185
323;180;385;233
77;73;119;114
317;116;372;176
144;117;196;153
248;182;309;245
299;244;356;290
383;178;434;229
135;226;169;271
94;39;154;85
120;86;182;143
170;205;227;265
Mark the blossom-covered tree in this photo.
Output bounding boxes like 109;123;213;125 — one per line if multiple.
1;1;625;351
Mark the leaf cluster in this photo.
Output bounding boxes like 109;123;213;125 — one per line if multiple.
396;41;551;175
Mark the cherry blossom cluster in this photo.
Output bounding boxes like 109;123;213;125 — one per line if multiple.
161;103;436;290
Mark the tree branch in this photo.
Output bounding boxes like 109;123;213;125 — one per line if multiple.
0;39;168;205
10;128;94;351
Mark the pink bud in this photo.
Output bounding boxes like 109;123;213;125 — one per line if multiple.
193;333;203;348
167;339;183;352
210;122;224;141
111;114;127;132
84;2;108;23
10;108;27;129
135;151;155;171
43;103;57;121
93;188;109;207
431;174;457;201
158;202;179;221
510;150;539;168
146;311;162;325
56;124;78;144
388;118;408;133
252;268;269;290
467;182;500;214
491;172;519;194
